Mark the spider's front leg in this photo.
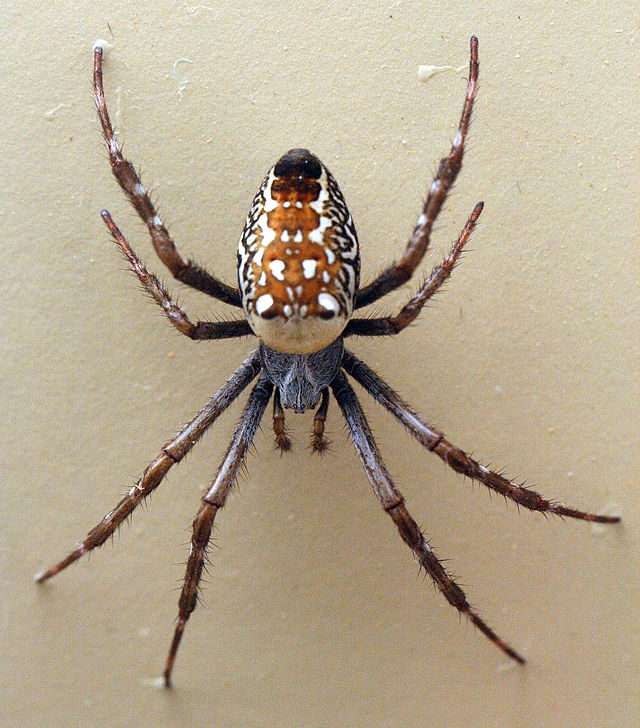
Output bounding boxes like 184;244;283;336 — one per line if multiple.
34;351;262;583
345;201;482;337
343;351;621;524
101;211;253;340
330;371;525;664
164;375;273;687
93;43;241;306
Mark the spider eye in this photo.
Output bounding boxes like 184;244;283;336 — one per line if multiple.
318;309;336;320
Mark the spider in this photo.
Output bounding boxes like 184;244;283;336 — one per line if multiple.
36;36;620;687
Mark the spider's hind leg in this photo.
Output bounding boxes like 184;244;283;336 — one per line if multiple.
93;43;241;307
354;36;479;309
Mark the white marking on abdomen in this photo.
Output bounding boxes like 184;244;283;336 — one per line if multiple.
309;215;331;244
302;259;317;279
255;294;274;315
318;292;340;314
253;247;265;266
269;260;286;280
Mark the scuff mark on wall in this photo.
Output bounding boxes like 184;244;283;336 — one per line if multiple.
418;64;466;83
173;58;194;100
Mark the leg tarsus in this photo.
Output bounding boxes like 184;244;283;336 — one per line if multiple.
163;502;217;687
387;502;525;664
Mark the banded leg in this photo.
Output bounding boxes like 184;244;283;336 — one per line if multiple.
272;389;292;452
355;36;479;309
163;375;273;687
342;351;620;524
34;351;262;584
93;44;241;307
330;371;525;664
102;211;252;340
310;389;331;453
346;202;482;336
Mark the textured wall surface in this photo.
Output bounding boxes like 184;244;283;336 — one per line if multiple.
3;2;638;726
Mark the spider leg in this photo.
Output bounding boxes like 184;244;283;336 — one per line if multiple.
310;389;331;453
93;44;241;307
346;202;482;336
34;351;262;584
101;211;252;340
355;36;479;309
330;371;525;664
342;351;621;524
272;388;292;452
163;374;273;687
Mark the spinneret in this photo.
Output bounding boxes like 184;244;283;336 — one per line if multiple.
238;148;359;353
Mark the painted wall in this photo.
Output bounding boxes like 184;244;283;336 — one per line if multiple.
3;1;638;726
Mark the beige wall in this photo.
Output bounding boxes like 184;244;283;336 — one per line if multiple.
3;2;638;727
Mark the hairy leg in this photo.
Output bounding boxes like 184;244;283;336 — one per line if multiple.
93;43;241;306
355;36;479;309
163;375;273;686
310;389;331;453
102;211;252;339
346;202;482;336
272;388;292;452
331;370;524;663
342;351;620;523
34;351;262;583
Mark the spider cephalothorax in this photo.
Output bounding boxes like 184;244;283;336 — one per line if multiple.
36;37;619;688
238;148;359;353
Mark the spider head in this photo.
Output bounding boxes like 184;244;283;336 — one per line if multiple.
260;339;343;413
237;149;360;354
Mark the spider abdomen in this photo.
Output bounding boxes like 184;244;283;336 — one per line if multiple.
238;149;360;354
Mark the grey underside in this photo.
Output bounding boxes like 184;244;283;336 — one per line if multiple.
259;339;344;413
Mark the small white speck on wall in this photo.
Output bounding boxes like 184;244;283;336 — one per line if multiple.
172;57;194;99
417;63;466;82
92;38;113;54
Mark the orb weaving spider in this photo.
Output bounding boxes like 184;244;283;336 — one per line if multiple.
36;37;620;686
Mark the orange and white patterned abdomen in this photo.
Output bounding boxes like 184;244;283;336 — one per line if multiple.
238;149;359;353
